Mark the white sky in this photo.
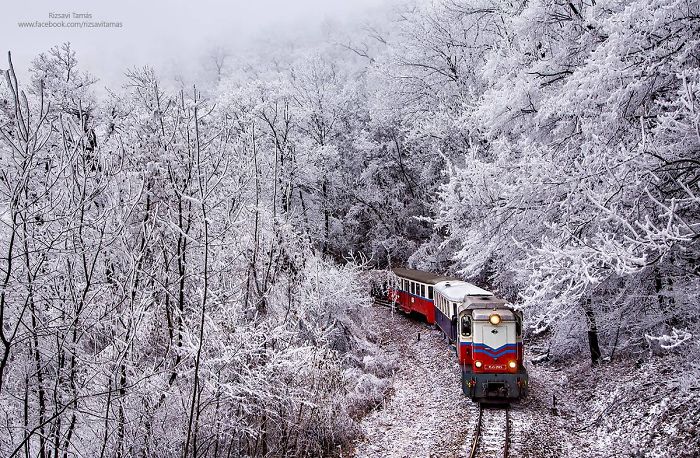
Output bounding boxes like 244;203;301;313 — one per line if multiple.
0;0;394;87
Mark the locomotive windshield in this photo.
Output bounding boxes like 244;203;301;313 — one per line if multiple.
461;315;472;336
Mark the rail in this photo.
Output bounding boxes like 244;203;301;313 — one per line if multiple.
468;403;510;458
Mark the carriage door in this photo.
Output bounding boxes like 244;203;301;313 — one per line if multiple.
450;303;458;342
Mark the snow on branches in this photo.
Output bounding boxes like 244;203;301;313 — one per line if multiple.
645;328;694;351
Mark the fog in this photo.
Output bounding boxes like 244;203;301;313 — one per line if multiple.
1;0;395;87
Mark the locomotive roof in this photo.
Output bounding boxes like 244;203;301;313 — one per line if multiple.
472;308;516;321
391;267;458;285
463;295;508;308
433;280;493;301
458;297;512;316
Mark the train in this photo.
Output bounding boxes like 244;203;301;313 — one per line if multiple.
387;267;528;402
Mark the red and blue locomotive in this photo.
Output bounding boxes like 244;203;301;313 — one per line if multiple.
388;268;528;401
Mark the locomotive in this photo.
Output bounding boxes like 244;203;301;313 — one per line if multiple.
388;267;528;401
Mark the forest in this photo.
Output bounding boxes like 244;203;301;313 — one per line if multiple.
1;0;698;456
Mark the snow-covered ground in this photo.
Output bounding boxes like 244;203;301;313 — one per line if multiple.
354;305;699;458
354;305;478;457
521;355;700;458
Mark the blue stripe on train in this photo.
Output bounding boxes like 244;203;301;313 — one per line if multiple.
474;349;517;358
472;342;518;351
460;342;519;358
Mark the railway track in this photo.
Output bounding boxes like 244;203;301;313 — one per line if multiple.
468;403;510;458
373;298;395;308
373;297;513;458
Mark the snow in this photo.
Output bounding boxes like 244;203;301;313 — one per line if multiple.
510;346;700;458
354;305;478;457
2;0;699;454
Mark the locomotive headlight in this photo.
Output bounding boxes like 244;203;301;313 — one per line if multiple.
508;361;517;369
475;360;483;368
489;313;501;325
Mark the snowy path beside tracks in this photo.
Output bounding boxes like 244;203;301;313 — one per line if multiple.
354;306;477;457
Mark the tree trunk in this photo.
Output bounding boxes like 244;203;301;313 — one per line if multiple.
583;298;602;365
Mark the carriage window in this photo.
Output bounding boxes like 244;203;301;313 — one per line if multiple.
420;284;425;298
411;282;415;295
461;316;472;336
452;303;457;319
428;286;433;300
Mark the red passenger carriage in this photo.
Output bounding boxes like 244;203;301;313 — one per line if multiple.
387;268;457;324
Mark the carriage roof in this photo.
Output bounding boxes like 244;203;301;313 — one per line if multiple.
391;267;458;285
433;280;493;301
